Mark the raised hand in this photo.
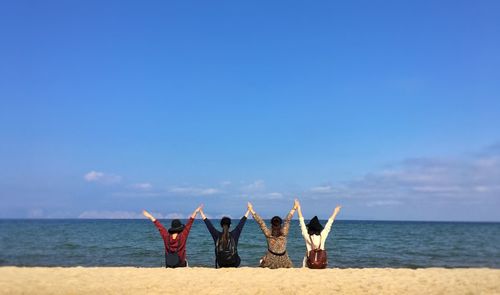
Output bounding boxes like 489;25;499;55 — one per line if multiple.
199;205;207;220
191;204;203;218
295;199;303;218
333;205;342;216
142;210;155;222
294;199;300;210
247;202;254;213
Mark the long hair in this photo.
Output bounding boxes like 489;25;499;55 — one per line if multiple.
271;216;283;237
221;224;230;248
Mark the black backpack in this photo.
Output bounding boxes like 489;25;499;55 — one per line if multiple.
165;234;182;268
215;234;239;267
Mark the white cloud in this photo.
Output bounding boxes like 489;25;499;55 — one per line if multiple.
78;210;178;219
28;209;44;218
83;171;122;184
366;200;402;207
130;183;153;190
78;143;500;220
267;192;284;199
310;185;335;194
164;212;186;219
220;181;232;187
79;210;143;219
241;180;265;192
411;186;462;193
110;184;219;199
306;145;500;203
170;186;219;196
200;188;219;195
84;171;103;181
244;191;286;200
111;191;163;198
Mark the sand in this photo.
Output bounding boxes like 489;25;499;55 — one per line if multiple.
1;267;499;294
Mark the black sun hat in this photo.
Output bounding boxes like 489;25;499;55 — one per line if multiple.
168;219;185;233
306;216;324;233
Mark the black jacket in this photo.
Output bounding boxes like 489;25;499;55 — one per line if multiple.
203;216;247;267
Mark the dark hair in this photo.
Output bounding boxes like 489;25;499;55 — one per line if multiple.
306;216;324;236
307;228;321;235
271;216;283;237
220;217;231;248
220;217;231;227
221;224;230;248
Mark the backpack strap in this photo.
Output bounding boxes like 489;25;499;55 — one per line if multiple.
215;235;219;269
308;234;322;253
229;235;236;254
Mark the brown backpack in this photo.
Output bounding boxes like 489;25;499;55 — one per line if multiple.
306;235;328;269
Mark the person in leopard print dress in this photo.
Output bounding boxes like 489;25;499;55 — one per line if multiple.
247;201;298;269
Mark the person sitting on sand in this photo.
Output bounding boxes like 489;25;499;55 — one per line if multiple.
143;205;202;268
247;201;297;269
199;206;250;268
296;199;341;269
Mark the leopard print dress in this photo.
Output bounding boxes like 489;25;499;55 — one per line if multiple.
252;212;294;269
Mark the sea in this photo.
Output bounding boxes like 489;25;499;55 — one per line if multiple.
1;219;499;268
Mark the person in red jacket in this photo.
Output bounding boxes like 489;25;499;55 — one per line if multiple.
143;205;202;267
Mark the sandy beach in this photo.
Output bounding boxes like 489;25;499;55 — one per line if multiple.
1;267;499;295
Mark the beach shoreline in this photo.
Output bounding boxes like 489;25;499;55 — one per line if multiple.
1;267;499;294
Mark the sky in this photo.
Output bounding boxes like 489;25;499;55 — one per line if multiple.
0;0;499;221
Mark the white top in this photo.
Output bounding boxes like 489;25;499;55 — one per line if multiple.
299;217;334;252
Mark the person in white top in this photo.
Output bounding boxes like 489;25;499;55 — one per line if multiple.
296;199;341;268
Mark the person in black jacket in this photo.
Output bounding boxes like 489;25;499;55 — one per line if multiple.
199;206;250;268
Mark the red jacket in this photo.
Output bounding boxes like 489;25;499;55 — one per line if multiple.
154;218;194;265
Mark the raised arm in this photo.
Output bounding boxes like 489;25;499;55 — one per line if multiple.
296;199;303;219
322;205;342;237
181;204;202;236
282;200;298;236
200;208;219;242
248;202;271;237
233;209;249;241
331;205;341;221
296;199;308;239
143;210;168;238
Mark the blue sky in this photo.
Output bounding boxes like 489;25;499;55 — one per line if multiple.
1;0;499;220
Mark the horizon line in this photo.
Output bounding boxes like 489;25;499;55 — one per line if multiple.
1;218;499;223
